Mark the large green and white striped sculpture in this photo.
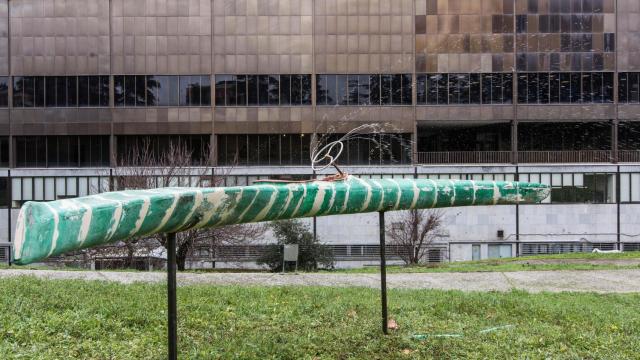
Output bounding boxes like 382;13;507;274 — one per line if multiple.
13;176;550;265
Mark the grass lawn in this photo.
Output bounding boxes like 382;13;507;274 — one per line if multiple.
1;277;639;359
334;251;640;274
5;251;640;275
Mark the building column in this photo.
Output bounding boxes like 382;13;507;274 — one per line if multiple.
612;120;619;163
511;120;518;165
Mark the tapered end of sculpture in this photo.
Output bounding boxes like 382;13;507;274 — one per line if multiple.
511;182;551;204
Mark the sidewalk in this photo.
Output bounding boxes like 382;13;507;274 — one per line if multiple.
2;268;639;293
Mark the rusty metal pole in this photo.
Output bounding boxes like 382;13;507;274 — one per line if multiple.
379;211;388;335
167;233;177;360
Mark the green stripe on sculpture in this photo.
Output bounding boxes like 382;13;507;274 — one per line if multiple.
13;176;550;265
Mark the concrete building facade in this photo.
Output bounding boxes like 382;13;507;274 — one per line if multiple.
1;0;640;265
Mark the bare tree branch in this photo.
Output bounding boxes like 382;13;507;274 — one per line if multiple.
88;137;265;270
386;209;445;265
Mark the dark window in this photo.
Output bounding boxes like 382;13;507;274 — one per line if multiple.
300;75;312;105
401;74;412;105
489;73;506;104
267;75;279;105
632;73;640;103
14;136;109;168
67;77;78;106
247;75;258;105
217;134;310;166
619;73;629;103
56;77;68;107
358;74;371;105
34;77;45;107
550;73;561;103
518;122;611;151
45;77;57;107
518;72;613;104
370;74;381;105
200;76;211;106
135;75;146;106
79;135;110;167
315;74;410;106
177;75;210;106
604;33;615;52
416;75;427;104
570;72;582;103
216;75;238;106
114;76;125;106
0;137;8;167
316;75;327;105
15;136;46;167
391;74;403;105
236;75;247;105
337;75;348;105
380;75;392;105
316;74;335;105
78;76;90;106
517;73;528;103
516;15;527;33
258;75;269;105
527;73;539;103
280;75;291;105
318;133;411;165
123;76;136;106
538;73;550;104
148;75;180;106
482;74;494;104
0;77;7;107
117;135;210;166
581;73;592;103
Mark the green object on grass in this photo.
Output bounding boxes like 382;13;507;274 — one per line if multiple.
13;176;549;265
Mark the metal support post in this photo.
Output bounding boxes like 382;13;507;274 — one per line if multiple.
167;233;178;360
379;211;388;335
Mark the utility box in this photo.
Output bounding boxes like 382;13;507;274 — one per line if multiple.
283;245;299;262
282;244;300;273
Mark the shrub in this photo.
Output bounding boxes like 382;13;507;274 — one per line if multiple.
257;219;335;272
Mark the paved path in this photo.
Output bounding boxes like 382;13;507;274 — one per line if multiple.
2;269;640;293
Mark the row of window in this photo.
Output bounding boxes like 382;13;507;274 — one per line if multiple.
618;73;640;104
318;134;412;165
12;76;110;108
516;53;610;72
517;72;614;104
217;134;311;166
417;73;513;105
526;0;609;14
4;123;640;168
316;74;412;106
4;171;638;208
116;135;211;165
15;136;110;168
7;73;640;107
215;75;312;106
516;14;614;38
114;75;211;107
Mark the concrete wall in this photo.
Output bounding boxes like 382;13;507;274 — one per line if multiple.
520;204;618;243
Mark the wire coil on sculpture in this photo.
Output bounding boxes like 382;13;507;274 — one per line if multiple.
13;130;551;265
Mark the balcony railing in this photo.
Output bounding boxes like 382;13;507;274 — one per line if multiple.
618;151;640;163
517;150;613;163
414;150;640;164
414;151;512;164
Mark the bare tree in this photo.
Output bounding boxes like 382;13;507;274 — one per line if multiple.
92;138;265;271
386;209;444;265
